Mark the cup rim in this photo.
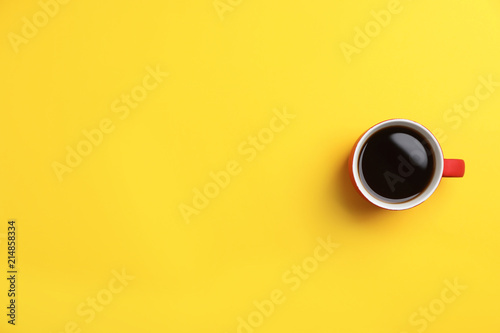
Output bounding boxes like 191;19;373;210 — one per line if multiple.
351;119;444;210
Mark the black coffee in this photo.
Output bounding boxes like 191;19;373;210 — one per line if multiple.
359;126;435;202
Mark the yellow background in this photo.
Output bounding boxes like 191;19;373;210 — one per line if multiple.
1;0;500;332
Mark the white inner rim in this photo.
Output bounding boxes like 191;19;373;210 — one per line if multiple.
351;119;444;210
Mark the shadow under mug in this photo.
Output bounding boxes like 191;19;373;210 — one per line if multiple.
348;119;465;210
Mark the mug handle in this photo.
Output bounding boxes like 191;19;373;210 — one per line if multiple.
443;159;465;177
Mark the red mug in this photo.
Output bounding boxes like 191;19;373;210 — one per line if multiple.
349;119;465;210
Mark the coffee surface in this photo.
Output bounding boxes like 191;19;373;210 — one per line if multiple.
359;126;435;202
